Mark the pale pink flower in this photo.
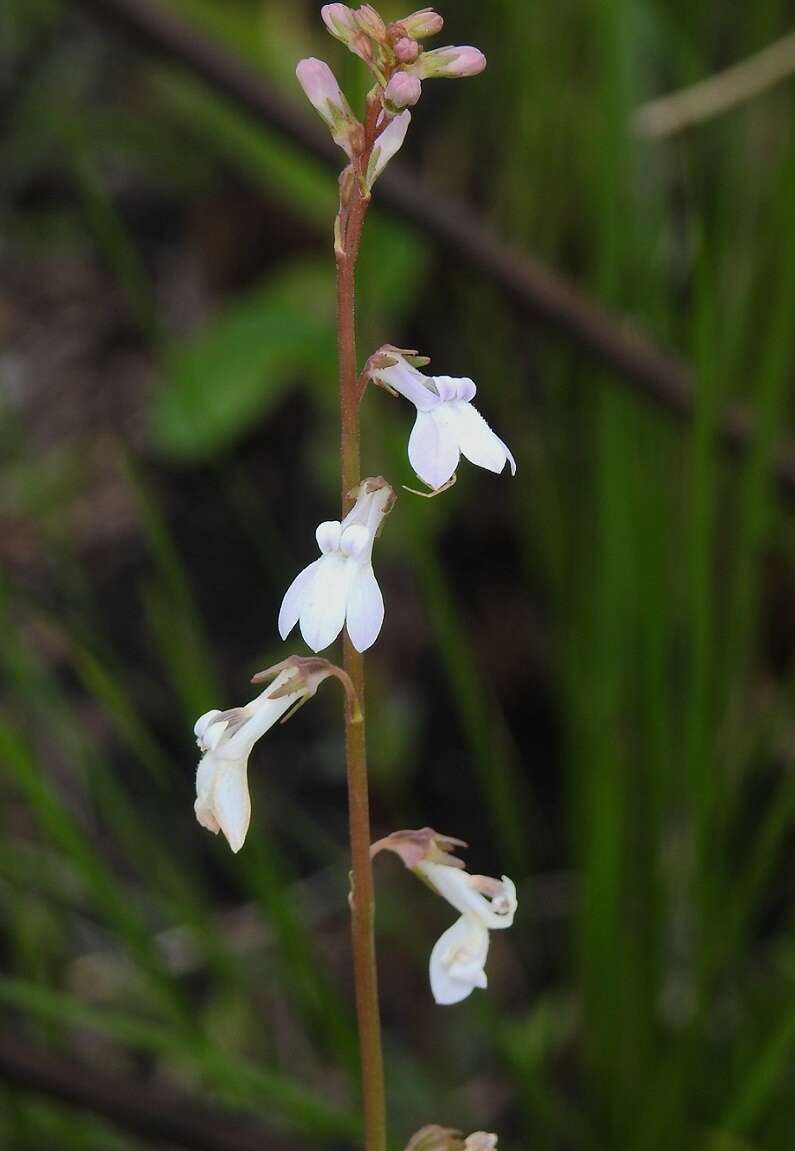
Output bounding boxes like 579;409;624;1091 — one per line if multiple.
409;45;486;79
296;58;362;157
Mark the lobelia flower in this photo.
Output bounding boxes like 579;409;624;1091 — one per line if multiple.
372;829;517;1005
296;58;363;157
368;348;516;490
194;657;357;853
279;477;396;654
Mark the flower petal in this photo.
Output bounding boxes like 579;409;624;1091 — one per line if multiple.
279;558;322;641
299;554;353;652
366;110;411;191
212;757;251;854
195;752;220;834
408;409;461;489
346;564;384;652
450;402;513;475
429;914;490;1006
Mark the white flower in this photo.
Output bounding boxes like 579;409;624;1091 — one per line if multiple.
279;478;395;654
194;669;307;853
369;351;516;490
416;860;517;1005
366;111;412;192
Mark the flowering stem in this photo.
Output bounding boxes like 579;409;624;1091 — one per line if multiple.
336;102;387;1151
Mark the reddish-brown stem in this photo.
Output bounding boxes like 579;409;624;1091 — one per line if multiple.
337;97;386;1151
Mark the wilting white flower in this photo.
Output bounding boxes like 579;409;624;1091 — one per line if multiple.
194;658;355;853
366;110;412;191
372;829;517;1005
279;478;395;654
296;58;363;157
194;669;306;854
416;861;517;1005
369;350;516;490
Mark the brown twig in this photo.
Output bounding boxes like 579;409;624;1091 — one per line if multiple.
635;29;795;139
0;1037;294;1151
72;0;795;500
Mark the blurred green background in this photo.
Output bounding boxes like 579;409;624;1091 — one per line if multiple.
3;0;795;1148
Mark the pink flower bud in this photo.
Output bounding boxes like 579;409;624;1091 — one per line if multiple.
397;8;444;39
354;4;387;40
410;45;486;79
321;3;358;41
295;59;362;157
384;71;422;110
394;36;420;63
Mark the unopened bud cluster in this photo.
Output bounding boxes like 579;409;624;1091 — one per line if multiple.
296;6;486;194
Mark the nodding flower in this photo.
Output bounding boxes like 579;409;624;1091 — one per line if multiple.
372;829;517;1005
195;659;356;852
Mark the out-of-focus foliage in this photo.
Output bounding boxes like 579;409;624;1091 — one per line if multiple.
3;0;795;1149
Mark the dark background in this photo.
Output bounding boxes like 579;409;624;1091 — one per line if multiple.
3;1;795;1148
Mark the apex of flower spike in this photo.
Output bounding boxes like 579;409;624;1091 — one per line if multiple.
371;827;468;870
408;45;487;80
391;9;445;40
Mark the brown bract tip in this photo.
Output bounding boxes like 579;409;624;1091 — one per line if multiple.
371;827;468;870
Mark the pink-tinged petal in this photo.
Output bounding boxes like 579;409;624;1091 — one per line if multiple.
212;758;251;854
451;402;513;475
279;558;322;641
299;554;353;652
346;565;384;652
408;409;460;489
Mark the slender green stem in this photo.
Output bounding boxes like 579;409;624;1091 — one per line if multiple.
336;101;386;1151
